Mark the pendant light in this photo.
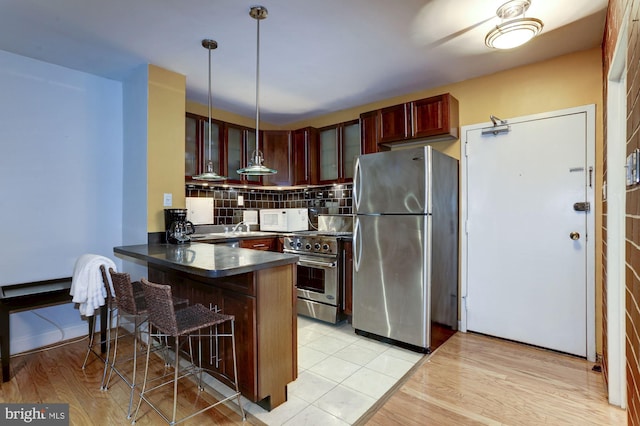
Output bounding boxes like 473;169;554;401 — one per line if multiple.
485;0;543;50
237;5;277;176
193;39;226;181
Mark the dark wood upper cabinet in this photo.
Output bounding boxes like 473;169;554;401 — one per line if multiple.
261;130;293;186
360;110;383;155
411;93;459;140
292;127;318;186
186;93;457;187
375;93;459;147
379;103;411;143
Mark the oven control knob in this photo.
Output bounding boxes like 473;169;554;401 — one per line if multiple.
296;242;302;248
314;243;321;250
289;241;295;248
304;243;311;250
322;244;330;251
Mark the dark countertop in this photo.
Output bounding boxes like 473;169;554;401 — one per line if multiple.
114;243;299;279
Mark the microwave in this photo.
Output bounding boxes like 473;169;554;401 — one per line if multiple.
259;208;309;232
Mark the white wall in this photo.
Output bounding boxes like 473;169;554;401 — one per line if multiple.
0;50;124;354
121;64;150;281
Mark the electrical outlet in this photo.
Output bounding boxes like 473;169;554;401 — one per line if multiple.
163;193;172;207
237;195;244;206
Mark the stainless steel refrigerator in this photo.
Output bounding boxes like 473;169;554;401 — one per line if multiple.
352;146;458;352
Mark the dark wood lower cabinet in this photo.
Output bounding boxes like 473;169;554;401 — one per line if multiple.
239;237;278;251
147;263;296;411
342;240;353;316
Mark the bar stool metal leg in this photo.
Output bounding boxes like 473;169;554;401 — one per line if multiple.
80;264;115;391
103;311;146;418
230;318;245;421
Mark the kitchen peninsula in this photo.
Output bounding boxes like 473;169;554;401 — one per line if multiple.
113;242;299;411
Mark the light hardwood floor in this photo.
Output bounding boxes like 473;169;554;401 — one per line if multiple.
0;336;247;425
0;331;626;425
360;332;626;425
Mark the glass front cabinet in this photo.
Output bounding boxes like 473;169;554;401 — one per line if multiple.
225;124;261;185
185;113;223;181
318;119;360;184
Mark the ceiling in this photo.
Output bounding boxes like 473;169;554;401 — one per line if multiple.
0;0;608;126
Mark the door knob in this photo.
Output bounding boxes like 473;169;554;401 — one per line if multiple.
570;231;580;240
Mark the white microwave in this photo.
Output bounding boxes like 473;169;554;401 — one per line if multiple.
259;208;309;232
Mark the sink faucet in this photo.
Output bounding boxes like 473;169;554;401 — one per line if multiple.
232;221;249;232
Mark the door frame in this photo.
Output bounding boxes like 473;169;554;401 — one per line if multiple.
604;2;629;407
459;105;596;362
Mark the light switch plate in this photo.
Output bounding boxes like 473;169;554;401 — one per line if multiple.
163;193;172;207
238;195;244;206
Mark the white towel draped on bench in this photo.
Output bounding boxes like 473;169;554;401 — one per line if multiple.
70;254;116;316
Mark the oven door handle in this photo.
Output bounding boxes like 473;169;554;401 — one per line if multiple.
298;259;337;269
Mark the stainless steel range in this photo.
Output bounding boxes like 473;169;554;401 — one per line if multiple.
283;230;351;324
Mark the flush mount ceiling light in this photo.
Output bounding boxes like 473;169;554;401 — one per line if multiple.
485;0;543;50
193;39;226;181
237;5;277;176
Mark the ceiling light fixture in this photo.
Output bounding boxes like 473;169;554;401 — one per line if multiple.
193;39;226;181
485;0;543;50
237;5;277;176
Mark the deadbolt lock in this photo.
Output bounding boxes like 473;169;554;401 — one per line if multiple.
570;231;580;240
573;202;590;212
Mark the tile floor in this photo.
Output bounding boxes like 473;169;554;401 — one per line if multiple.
206;316;425;425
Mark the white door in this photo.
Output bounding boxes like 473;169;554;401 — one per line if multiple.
461;105;595;359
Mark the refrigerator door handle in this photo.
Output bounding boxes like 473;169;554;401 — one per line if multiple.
354;158;362;211
353;217;362;272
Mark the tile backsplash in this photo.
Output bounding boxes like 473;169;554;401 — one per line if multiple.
185;184;353;226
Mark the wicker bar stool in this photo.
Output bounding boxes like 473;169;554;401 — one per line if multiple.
132;278;245;425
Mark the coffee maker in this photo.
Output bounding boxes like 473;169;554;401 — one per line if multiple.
164;209;195;244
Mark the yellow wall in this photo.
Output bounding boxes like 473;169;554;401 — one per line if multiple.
147;64;186;232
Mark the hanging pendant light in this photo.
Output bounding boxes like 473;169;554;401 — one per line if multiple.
237;5;277;176
485;0;543;50
193;39;226;181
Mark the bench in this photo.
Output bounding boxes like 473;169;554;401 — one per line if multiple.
0;277;107;382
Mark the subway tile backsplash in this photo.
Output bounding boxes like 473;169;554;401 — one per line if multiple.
185;184;353;225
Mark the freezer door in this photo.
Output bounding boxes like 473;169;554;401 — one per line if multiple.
354;147;430;214
353;214;431;349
